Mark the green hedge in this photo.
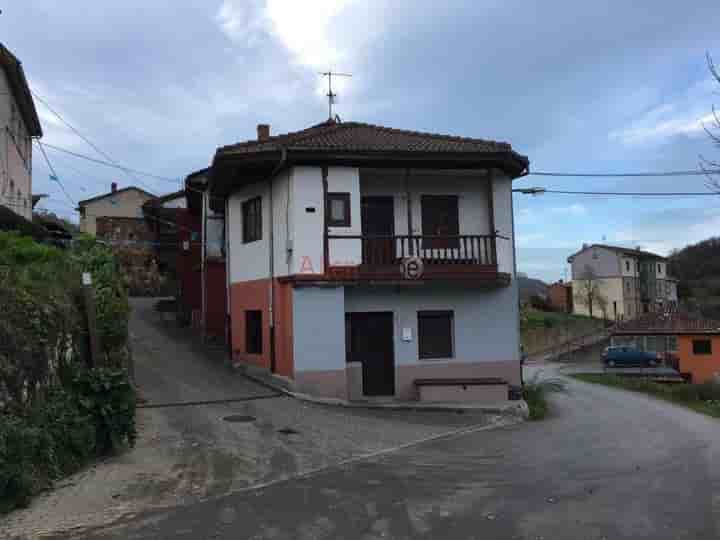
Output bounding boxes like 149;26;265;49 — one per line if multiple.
0;232;135;514
0;366;136;513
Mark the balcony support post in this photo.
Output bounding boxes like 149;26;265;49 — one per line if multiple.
405;168;413;256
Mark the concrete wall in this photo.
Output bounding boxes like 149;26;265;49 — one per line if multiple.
0;69;32;220
79;188;155;235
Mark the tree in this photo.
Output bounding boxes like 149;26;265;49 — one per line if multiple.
574;266;607;319
702;53;720;191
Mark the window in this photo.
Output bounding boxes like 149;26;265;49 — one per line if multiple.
418;310;454;359
692;339;712;355
592;250;599;260
667;336;678;352
625;260;630;272
421;195;459;248
242;197;262;243
245;310;263;354
657;264;662;275
625;279;631;292
327;192;351;227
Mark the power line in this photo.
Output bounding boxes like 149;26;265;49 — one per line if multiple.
535;189;719;197
34;140;76;207
32;90;160;194
40;142;180;184
528;170;715;178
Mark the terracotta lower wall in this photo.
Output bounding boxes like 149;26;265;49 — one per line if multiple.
678;336;720;383
229;278;293;378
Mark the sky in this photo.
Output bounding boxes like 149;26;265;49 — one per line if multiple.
4;0;720;282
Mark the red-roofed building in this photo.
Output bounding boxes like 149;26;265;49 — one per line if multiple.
612;312;720;383
206;119;529;403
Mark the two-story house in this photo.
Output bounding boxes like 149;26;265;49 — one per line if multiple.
568;244;679;321
206;120;528;403
78;183;155;238
0;43;43;221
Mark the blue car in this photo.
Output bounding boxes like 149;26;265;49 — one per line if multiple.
602;346;661;368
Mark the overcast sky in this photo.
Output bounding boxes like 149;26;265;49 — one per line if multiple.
5;1;720;281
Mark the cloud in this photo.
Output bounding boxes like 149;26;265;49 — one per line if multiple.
216;0;359;68
609;77;719;145
549;203;587;216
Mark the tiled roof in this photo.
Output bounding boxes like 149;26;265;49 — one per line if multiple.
77;187;156;206
569;243;667;261
614;312;720;335
218;120;528;164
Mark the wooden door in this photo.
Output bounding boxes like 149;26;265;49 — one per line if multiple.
347;312;395;396
361;196;395;265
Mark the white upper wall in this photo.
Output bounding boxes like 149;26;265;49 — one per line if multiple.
0;69;33;220
227;165;517;283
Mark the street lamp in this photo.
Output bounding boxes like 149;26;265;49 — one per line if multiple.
512;187;546;196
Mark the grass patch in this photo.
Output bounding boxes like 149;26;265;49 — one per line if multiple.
570;374;720;418
522;375;566;420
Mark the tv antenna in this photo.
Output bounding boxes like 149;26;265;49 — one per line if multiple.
320;71;351;120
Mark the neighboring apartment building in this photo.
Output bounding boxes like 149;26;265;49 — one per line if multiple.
568;244;678;320
207;120;529;403
0;44;43;221
77;183;155;237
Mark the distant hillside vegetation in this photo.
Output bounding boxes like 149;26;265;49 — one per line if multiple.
518;276;549;304
668;237;720;317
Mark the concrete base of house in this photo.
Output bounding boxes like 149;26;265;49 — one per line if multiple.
231;358;527;418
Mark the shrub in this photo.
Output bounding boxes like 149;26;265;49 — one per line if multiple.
0;367;135;513
522;375;566;420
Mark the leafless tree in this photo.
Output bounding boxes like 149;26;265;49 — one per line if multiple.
702;53;720;191
574;266;607;319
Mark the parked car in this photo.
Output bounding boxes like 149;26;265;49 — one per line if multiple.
601;346;661;368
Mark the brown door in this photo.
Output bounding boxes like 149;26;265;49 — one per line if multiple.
421;195;459;249
347;312;395;396
361;196;395;265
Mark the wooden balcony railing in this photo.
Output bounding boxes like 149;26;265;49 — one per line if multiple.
327;234;498;267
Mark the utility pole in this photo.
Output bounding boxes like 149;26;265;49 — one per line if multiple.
319;71;352;120
82;272;102;367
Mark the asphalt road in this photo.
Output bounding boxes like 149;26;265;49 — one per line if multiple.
9;300;719;539
72;307;720;539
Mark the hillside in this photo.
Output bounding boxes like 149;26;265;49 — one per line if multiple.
668;236;720;317
518;276;549;303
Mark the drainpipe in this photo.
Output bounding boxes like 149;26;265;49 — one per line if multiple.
322;166;329;273
225;196;232;358
201;188;207;340
508;168;523;387
268;148;287;373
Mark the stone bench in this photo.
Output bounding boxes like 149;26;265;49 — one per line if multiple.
414;377;509;403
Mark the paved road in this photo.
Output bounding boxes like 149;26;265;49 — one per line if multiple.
6;301;720;539
2;299;495;540
82;351;720;536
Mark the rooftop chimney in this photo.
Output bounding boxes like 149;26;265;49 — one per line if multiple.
111;182;117;193
257;124;270;141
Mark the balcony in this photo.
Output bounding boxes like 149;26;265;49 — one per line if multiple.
319;234;509;285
